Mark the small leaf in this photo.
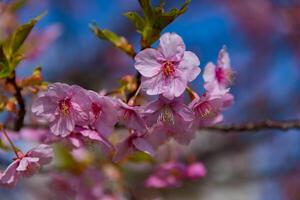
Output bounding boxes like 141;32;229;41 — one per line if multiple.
8;0;28;12
0;60;12;79
124;12;145;32
3;12;46;60
126;0;191;48
90;23;135;57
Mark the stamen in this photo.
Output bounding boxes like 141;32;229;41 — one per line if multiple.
162;61;175;77
195;101;217;120
158;106;175;125
91;102;102;119
59;97;71;115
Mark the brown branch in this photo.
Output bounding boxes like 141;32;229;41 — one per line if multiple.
203;119;300;133
6;71;26;131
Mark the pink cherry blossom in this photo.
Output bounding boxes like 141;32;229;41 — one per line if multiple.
117;100;147;131
113;130;155;162
189;94;223;127
0;144;53;187
186;162;206;180
67;127;113;155
142;96;195;145
32;83;89;137
203;47;234;95
135;32;201;99
87;90;118;137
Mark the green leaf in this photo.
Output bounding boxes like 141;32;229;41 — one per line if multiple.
3;12;46;60
126;0;191;48
8;0;28;12
90;23;135;57
0;61;12;79
124;12;145;32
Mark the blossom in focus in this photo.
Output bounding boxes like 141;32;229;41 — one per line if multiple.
135;32;201;99
0;144;53;187
142;96;195;145
113;130;155;162
203;47;234;95
32;83;90;137
117;100;147;132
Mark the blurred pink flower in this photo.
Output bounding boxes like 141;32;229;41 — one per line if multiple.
145;161;186;188
32;83;90;137
113;130;155;162
117;100;147;131
87;90;118;137
19;128;60;144
67;127;114;155
25;24;62;60
0;144;53;187
49;168;124;200
203;47;234;95
145;161;206;189
186;162;206;180
135;32;200;99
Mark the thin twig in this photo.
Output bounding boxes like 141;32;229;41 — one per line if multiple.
6;71;26;131
203;119;300;133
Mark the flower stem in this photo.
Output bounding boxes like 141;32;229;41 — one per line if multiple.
128;84;141;106
186;86;199;100
0;124;20;156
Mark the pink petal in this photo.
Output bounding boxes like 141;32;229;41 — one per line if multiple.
16;157;39;172
178;51;201;82
162;76;187;100
141;72;166;96
203;62;216;82
217;47;230;69
0;160;20;187
132;138;155;156
186;162;206;179
50;115;75;137
221;93;234;109
31;95;57;121
135;48;162;77
158;32;185;61
29;144;53;165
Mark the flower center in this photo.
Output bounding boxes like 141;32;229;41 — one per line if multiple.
162;61;175;77
91;102;102;119
158;106;174;124
215;67;233;86
194;101;217;119
59;97;71;115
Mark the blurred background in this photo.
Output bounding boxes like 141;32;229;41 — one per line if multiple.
2;0;300;199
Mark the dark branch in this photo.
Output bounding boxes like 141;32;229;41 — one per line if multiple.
6;71;26;131
203;119;300;133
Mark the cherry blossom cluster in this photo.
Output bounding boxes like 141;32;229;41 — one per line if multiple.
30;32;233;162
